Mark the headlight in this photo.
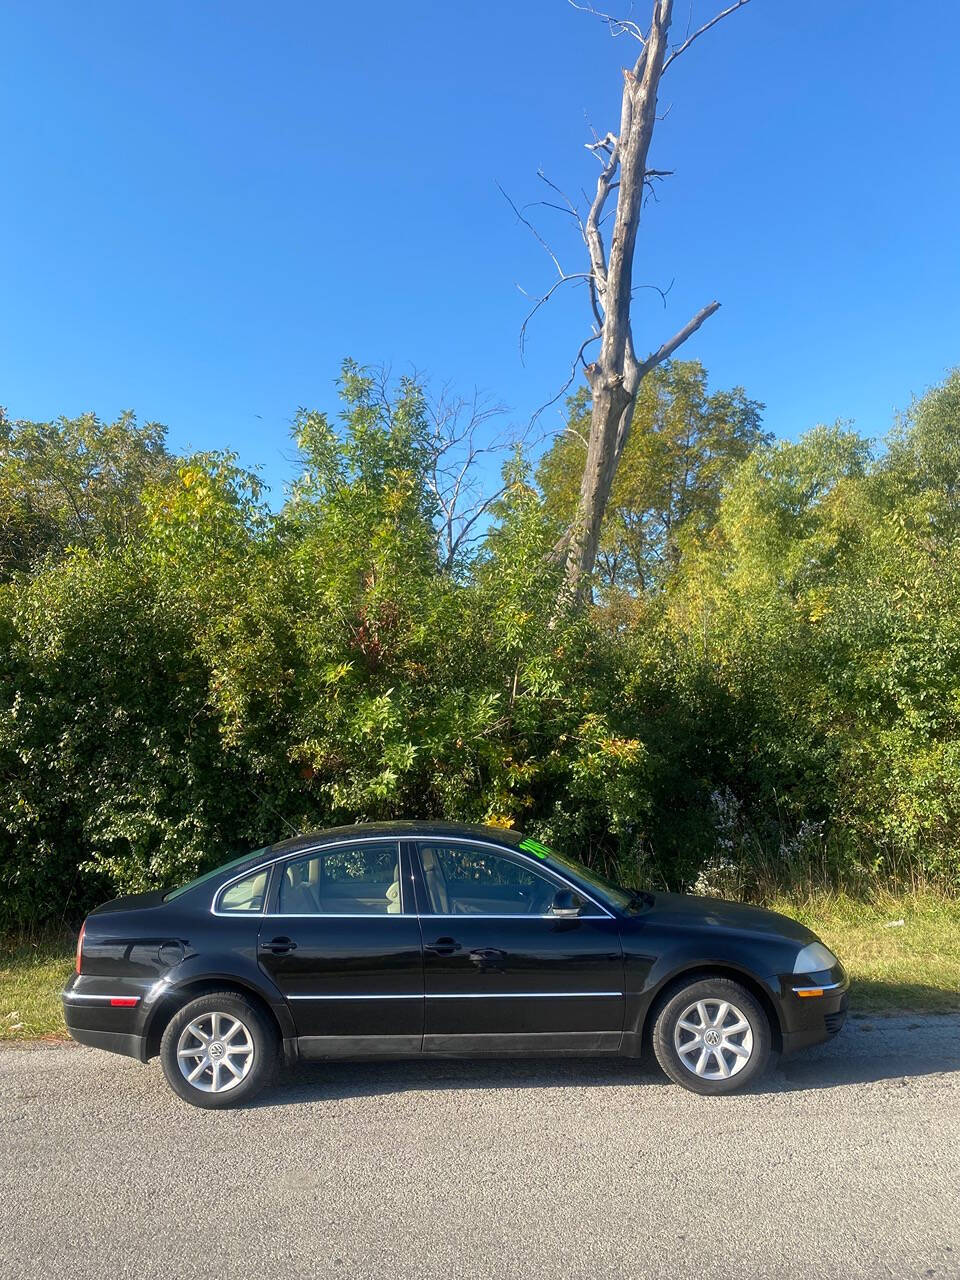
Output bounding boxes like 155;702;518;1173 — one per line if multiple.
793;941;837;974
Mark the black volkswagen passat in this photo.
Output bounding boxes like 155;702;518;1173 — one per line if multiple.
62;822;848;1108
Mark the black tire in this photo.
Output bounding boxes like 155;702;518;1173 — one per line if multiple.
159;991;278;1109
651;976;771;1095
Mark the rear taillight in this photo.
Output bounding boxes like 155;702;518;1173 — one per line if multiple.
75;921;86;974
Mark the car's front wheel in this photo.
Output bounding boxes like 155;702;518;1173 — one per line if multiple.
652;976;771;1095
159;991;278;1109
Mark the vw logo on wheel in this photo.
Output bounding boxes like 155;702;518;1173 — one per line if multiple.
209;1041;224;1058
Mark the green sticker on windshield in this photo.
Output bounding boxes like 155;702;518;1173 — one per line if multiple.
518;838;553;860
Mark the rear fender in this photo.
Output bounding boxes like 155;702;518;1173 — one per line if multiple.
142;951;296;1045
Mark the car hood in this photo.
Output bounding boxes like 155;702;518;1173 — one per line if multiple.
642;892;816;945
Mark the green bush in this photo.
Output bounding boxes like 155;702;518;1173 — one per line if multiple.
2;364;960;931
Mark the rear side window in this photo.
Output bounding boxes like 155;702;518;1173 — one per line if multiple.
276;842;401;915
217;869;270;913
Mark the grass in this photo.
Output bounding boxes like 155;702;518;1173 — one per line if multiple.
0;934;74;1042
1;891;958;1043
770;889;960;1015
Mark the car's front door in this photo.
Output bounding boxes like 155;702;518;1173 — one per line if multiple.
410;839;624;1054
256;839;424;1058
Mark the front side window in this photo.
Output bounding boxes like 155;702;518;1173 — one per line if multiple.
417;843;584;916
276;842;401;915
217;869;269;913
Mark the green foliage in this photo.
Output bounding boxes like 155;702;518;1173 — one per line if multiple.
537;362;767;593
0;408;175;579
3;362;960;930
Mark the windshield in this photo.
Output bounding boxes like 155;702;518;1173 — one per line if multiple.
517;838;640;912
163;847;270;902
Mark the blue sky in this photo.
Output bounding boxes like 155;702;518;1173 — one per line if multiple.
2;0;959;499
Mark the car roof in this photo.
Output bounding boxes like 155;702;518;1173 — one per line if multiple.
266;821;527;857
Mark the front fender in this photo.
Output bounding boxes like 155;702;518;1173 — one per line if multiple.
623;939;784;1048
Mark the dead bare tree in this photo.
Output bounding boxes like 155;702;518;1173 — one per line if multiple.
424;386;520;572
513;0;752;604
353;367;536;574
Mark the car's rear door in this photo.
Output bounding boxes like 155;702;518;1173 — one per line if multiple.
410;839;625;1054
255;838;424;1058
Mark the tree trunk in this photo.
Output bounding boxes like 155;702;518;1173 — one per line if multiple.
556;0;748;605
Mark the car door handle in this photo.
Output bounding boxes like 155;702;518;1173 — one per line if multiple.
469;948;507;966
259;936;298;955
425;937;462;956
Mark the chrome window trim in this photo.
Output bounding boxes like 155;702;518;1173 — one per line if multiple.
285;991;623;1001
411;838;615;920
415;912;607;921
210;834;614;921
259;912;600;920
211;836;405;917
259;912;413;919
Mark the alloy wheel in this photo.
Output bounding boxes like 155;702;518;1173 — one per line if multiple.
175;1011;255;1093
673;998;754;1080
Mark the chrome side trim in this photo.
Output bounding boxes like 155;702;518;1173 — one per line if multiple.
62;993;142;1004
287;993;421;1001
791;980;845;994
285;991;622;1000
426;991;622;999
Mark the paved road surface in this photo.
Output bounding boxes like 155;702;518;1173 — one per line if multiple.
2;1014;959;1280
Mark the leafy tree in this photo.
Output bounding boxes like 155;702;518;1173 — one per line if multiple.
5;362;960;930
0;409;176;578
537;362;766;593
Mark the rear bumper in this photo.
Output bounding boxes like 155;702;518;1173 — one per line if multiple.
62;974;150;1062
65;1023;149;1062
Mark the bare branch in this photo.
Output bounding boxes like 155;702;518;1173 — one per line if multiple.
662;0;751;71
497;182;566;279
568;0;646;42
536;169;586;236
635;300;720;379
421;384;529;570
631;276;674;308
588;275;604;330
529;334;601;429
519;273;592;363
584;139;618;297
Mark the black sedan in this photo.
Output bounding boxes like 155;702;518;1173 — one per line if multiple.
61;822;848;1107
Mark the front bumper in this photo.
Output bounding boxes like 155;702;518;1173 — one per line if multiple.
778;963;850;1056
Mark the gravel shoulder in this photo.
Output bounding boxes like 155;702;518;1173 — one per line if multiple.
2;1014;959;1280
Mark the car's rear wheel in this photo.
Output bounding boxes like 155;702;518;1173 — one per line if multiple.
159;991;278;1109
652;976;771;1095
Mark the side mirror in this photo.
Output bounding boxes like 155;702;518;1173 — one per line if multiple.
549;888;583;918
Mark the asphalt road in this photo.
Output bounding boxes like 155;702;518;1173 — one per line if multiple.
1;1014;959;1280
